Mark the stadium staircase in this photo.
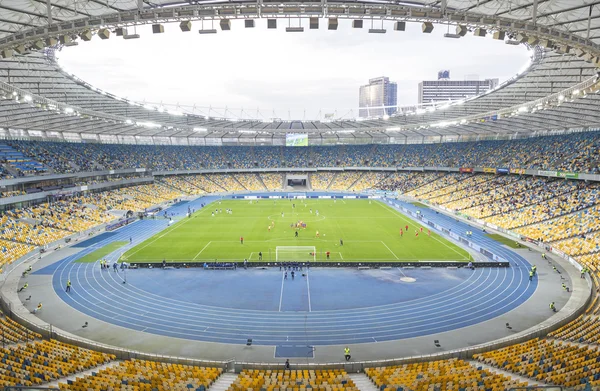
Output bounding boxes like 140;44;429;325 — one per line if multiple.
44;360;123;389
467;360;548;388
232;175;247;191
209;371;238;391
326;173;338;190
347;173;365;191
348;373;379;391
256;174;268;190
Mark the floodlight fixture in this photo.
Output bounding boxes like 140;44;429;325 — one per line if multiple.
473;28;486;37
97;28;110;39
14;45;27;54
422;22;433;33
456;25;467;37
80;30;93;41
180;20;192;31
328;18;338;30
220;19;231;30
492;31;505;40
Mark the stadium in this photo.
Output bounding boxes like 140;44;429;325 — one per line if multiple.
0;0;600;390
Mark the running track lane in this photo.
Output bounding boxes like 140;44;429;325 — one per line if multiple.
46;198;536;346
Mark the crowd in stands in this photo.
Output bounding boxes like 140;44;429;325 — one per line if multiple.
309;173;335;190
234;174;264;191
349;172;389;191
0;339;113;388
473;339;600;389
3;131;600;175
0;166;13;180
400;173;600;265
260;174;283;190
328;172;363;191
59;359;221;391
159;176;205;196
366;358;527;391
1;133;600;390
0;183;185;269
228;369;358;391
207;174;245;192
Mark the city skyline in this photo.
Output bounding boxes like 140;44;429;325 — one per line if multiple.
358;76;398;118
418;72;500;104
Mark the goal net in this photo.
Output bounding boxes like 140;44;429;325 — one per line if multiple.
276;246;316;263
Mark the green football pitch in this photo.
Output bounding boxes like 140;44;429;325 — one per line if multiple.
121;199;472;263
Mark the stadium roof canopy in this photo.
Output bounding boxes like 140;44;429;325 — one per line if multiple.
0;0;600;145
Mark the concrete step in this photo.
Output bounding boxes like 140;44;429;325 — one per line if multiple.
211;372;238;391
468;360;549;388
45;360;124;388
348;373;379;391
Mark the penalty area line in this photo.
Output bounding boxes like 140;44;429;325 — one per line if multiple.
381;241;399;260
192;241;212;260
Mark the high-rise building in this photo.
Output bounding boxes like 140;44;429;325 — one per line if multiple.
358;77;398;118
418;72;499;104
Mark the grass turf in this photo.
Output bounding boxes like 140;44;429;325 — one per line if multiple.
76;241;128;263
121;199;471;263
485;234;522;248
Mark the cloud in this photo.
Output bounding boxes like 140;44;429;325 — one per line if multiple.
57;20;531;119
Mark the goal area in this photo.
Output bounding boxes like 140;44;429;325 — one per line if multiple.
276;246;316;263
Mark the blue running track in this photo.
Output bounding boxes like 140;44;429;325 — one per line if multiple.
35;195;536;346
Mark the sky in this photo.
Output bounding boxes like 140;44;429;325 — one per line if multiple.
57;19;531;120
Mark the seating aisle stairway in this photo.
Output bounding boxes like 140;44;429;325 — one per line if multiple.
348;373;379;391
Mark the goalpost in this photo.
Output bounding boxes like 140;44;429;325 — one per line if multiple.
276;246;316;263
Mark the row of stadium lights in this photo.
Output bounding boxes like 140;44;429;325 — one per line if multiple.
1;19;599;131
2;18;598;62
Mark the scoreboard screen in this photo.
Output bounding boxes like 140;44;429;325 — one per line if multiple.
286;134;308;147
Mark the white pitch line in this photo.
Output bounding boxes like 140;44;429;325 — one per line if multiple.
278;271;285;312
339;252;344;260
381;241;399;260
375;200;469;260
306;270;312;312
192;241;212;260
125;213;198;258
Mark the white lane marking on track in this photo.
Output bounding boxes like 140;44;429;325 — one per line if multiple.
81;246;490;319
279;271;285;312
64;257;519;342
306;270;312;312
381;241;399;260
86;258;497;330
